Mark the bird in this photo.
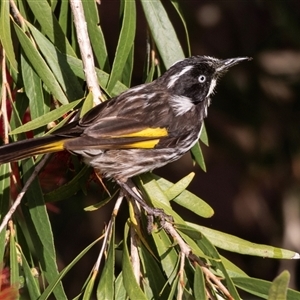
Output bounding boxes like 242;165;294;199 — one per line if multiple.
0;56;250;216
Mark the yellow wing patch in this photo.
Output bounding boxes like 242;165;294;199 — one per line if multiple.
114;127;168;138
34;141;65;154
121;139;161;149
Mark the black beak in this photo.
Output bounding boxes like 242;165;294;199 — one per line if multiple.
216;57;251;72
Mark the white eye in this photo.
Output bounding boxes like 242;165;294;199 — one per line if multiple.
198;75;206;83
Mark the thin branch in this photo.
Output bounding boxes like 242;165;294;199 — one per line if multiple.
9;0;25;28
129;198;142;285
94;190;124;272
0;154;51;234
1;49;9;145
69;0;102;105
162;221;232;299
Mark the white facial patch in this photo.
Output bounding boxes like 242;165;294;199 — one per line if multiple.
170;95;194;116
167;65;193;89
207;78;217;98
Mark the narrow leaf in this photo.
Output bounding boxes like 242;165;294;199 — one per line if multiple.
0;164;10;261
233;277;300;300
80;92;94;118
151;174;214;218
191;141;206;172
22;160;67;299
97;223;115;299
9;99;82;134
114;272;127;300
189;224;300;259
81;0;110;71
107;0;136;92
194;264;206;300
268;271;290;300
163;172;195;199
152;229;178;283
139;245;170;299
27;22;83;101
0;0;18;72
199;123;209;146
196;233;241;299
122;223;147;300
13;22;69;105
26;0;76;56
140;0;185;68
21;252;41;298
21;53;47;121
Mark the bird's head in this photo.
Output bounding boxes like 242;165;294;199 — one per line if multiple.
158;56;250;116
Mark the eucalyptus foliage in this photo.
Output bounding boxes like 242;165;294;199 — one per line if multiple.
0;1;299;299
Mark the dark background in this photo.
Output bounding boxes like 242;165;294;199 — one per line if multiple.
50;1;300;296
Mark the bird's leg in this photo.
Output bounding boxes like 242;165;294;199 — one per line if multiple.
116;178;171;232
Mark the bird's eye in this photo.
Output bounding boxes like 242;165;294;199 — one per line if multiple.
198;75;206;83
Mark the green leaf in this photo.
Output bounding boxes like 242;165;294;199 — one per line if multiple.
26;0;76;57
107;0;136;92
13;21;69;105
140;0;185;68
21;252;41;298
0;0;18;72
199;123;209;146
194;264;206;300
80;92;94;118
167;276;179;300
151;174;214;218
58;0;69;34
9;99;82;135
152;228;179;283
27;22;83;102
170;0;191;56
189;224;300;259
114;272;127;300
81;0;110;72
220;255;248;278
122;45;134;87
175;224;202;240
21;53;48;121
9;226;19;287
191;141;206;172
268;271;290;300
163;172;195;200
21;160;67;299
139;245;170;299
122;222;147;300
233;276;300;300
0;164;10;261
63;54;128;97
97;223;115;299
83;274;96;300
196;233;241;299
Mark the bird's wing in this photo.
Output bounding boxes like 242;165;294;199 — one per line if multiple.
63;92;171;150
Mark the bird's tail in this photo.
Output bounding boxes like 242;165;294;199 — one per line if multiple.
0;135;67;164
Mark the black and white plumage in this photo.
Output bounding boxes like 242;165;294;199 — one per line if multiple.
0;56;250;183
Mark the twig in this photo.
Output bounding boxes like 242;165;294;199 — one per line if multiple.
9;0;25;28
69;0;102;105
1;49;9;145
162;221;232;299
94;190;124;272
129;198;142;285
0;154;51;234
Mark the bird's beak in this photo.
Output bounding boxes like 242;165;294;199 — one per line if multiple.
216;57;251;72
